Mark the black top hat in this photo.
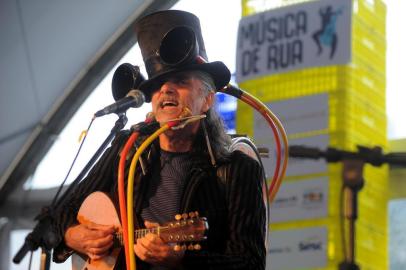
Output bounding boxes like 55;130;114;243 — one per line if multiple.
134;10;231;102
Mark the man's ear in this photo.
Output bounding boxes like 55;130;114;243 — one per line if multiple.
202;91;215;113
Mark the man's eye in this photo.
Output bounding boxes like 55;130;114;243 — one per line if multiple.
180;79;189;84
174;78;189;85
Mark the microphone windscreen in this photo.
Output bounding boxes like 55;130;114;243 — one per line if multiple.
112;63;145;101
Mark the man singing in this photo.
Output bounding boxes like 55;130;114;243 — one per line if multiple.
53;10;266;269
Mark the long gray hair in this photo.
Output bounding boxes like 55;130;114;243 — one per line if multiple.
192;71;232;162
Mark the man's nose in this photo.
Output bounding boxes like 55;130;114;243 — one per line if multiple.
159;81;176;94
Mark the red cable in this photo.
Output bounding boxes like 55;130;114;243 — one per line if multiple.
240;94;282;196
118;116;156;270
118;132;139;270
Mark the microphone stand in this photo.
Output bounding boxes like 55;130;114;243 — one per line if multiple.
13;114;128;269
289;145;406;270
338;158;363;270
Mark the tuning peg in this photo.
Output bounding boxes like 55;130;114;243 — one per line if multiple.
181;244;187;251
175;214;182;221
181;213;188;219
194;211;199;217
174;244;181;252
188;212;196;218
188;244;194;250
194;243;202;250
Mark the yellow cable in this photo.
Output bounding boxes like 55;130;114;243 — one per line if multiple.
127;124;170;270
78;130;87;143
125;114;221;270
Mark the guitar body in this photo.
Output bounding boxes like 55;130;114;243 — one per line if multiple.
72;192;121;270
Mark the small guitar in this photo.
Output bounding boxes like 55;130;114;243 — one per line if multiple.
72;191;208;270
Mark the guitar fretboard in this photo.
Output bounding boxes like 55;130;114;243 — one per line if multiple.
115;227;168;245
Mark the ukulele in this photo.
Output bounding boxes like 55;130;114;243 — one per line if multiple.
72;191;207;270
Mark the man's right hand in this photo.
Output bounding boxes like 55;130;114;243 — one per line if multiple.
64;222;116;260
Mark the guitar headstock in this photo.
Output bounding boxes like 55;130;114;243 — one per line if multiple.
160;212;208;251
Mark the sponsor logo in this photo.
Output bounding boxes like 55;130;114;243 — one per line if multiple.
302;188;324;207
273;195;298;208
269;247;292;254
298;236;323;251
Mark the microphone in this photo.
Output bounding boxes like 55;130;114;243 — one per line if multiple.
94;89;145;117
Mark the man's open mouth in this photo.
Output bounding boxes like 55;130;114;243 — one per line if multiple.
160;100;179;108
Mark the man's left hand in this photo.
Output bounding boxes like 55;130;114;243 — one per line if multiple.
134;221;185;268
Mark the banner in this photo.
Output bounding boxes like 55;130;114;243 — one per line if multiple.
236;0;352;82
266;227;327;270
270;177;328;223
254;94;329;177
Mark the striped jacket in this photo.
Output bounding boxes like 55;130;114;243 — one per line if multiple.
52;131;266;270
